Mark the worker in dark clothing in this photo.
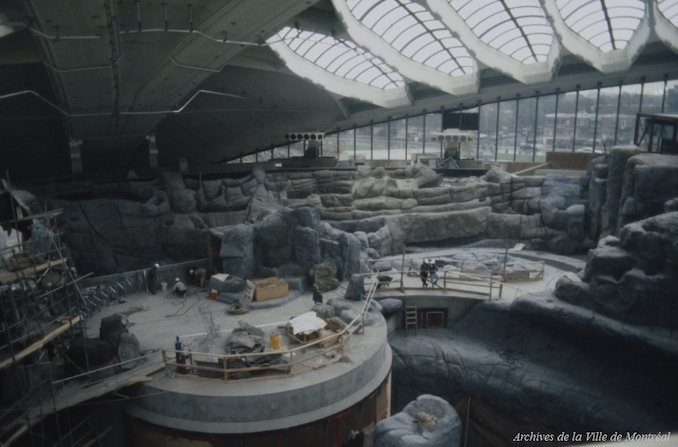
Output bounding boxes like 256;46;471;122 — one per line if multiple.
313;284;323;304
173;278;187;297
420;262;429;288
148;263;159;295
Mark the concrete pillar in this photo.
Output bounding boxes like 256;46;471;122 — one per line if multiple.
69;139;83;174
147;132;158;168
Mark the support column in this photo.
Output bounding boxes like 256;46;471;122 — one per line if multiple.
69;139;83;174
147;131;158;168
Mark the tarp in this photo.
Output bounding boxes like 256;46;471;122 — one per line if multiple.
287;311;327;335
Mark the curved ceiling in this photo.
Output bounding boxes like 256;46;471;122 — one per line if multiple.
0;0;677;181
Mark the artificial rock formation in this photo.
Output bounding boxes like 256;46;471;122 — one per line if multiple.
16;162;597;276
374;394;461;447
556;209;678;328
389;294;678;434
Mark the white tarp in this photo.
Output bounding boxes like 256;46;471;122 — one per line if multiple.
287;311;327;335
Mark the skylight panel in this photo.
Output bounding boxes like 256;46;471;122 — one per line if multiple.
554;0;645;50
348;0;474;75
276;26;404;90
659;0;678;26
448;0;553;64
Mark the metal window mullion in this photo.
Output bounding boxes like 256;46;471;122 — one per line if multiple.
592;82;601;152
423;112;427;154
370;121;374;160
532;91;540;162
405;115;409;161
387;117;391;160
638;76;646;114
440;107;444;157
552;89;560;152
614;82;622;145
353;124;357;160
495;97;500;161
661;74;668;113
572;85;580;152
476;100;481;160
513;94;520;161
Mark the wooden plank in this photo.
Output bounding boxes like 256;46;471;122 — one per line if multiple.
0;315;81;370
0;257;68;283
3;423;28;447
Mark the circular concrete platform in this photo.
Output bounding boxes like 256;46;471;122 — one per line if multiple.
126;301;391;434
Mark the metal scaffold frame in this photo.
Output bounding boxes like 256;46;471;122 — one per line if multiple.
0;194;106;446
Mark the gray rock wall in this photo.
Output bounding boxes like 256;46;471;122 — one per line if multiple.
389;295;678;433
20;152;676;278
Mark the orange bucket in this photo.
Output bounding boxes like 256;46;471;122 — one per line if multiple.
270;331;281;349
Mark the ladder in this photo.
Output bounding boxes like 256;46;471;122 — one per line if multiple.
405;303;418;336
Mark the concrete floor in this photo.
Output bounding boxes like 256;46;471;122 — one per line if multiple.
79;247;590;434
87;247;584;355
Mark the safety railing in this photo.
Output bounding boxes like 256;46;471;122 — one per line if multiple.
162;281;379;383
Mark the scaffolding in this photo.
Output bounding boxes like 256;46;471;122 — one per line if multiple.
0;203;106;447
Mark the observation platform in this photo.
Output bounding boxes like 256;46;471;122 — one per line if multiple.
88;285;390;435
83;247;583;438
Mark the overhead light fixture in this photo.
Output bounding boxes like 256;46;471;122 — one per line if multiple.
285;132;325;141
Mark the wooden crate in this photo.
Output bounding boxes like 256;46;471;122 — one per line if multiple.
252;277;288;301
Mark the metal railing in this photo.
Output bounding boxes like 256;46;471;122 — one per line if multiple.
162;281;378;383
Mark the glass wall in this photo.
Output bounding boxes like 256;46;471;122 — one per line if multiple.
516;96;539;161
390;118;406;161
372;122;388;160
354;125;371;160
424;113;442;156
338;128;355;160
618;84;641;145
236;77;675;164
641;81;665;115
407;115;424;160
666;80;678;113
496;99;516;161
478;101;497;160
289;141;304;157
273;145;288;159
597;85;620;150
323;134;338;159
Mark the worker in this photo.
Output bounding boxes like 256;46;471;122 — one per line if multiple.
428;260;439;286
312;283;323;304
173;278;187;297
189;267;207;288
420;261;429;288
148;263;160;295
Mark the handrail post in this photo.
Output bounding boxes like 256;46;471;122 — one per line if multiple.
400;243;406;293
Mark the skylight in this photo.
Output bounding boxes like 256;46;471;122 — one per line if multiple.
446;0;553;64
276;27;405;90
346;0;474;76
658;0;678;28
555;0;645;51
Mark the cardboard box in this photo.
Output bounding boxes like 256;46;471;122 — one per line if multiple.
252;276;288;301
